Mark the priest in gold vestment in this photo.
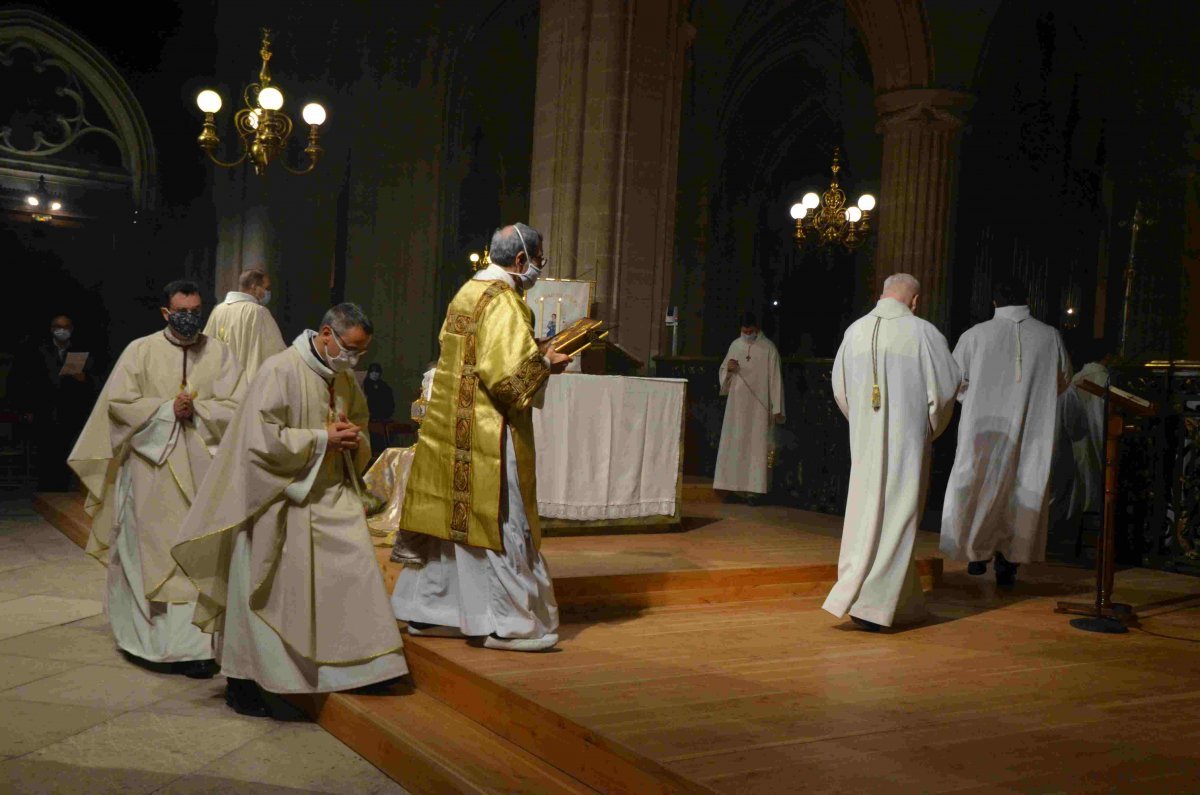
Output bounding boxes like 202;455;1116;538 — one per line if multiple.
202;268;286;382
392;223;570;652
172;303;407;716
68;280;243;676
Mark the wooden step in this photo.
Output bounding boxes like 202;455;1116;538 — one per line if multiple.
376;548;942;613
290;682;597;795
404;636;714;795
681;477;720;505
555;558;941;612
32;491;91;550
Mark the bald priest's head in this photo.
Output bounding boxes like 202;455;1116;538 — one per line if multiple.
880;273;921;313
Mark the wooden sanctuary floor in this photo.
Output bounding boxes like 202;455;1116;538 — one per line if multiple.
34;491;1200;793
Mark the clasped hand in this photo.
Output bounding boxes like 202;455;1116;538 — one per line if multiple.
173;393;194;421
727;358;740;374
326;413;361;452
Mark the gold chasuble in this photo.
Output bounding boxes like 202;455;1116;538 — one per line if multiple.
68;331;243;602
401;278;550;552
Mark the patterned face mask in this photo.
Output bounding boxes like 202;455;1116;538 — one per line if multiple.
167;310;203;340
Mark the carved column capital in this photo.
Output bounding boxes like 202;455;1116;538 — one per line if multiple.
875;88;975;134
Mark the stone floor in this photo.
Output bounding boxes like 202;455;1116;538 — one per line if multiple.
0;498;410;795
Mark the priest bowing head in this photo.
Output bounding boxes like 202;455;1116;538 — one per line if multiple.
68;278;244;678
172;301;408;717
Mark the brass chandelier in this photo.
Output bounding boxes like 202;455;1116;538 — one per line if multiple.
194;29;327;176
789;147;875;251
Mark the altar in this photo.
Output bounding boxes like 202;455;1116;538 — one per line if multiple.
535;373;686;534
365;373;687;541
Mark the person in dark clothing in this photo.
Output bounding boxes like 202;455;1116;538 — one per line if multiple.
364;363;395;421
19;315;99;490
363;362;396;454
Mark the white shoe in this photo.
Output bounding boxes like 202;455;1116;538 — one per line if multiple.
406;623;465;638
482;633;559;652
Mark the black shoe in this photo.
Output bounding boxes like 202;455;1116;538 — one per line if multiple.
225;678;271;717
994;552;1019;587
850;616;882;633
179;659;220;679
967;560;989;576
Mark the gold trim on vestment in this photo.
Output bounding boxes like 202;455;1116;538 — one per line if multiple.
166;460;192;506
447;281;508;543
493;353;550;410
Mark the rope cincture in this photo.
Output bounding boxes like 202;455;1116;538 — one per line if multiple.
1014;322;1023;383
870;316;882;411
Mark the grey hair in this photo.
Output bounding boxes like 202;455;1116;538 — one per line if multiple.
320;302;374;336
489;223;542;266
238;269;268;290
882;273;921;297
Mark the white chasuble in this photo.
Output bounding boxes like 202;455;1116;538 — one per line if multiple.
171;332;406;693
822;299;960;627
203;292;286;383
69;331;243;661
940;306;1072;564
713;334;785;494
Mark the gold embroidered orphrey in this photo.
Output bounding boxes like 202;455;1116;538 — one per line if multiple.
447;281;507;542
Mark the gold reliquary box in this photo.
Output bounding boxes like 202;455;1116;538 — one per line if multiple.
546;317;608;357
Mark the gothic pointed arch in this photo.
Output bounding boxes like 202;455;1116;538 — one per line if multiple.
0;7;157;211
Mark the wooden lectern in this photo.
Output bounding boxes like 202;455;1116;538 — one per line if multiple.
1055;379;1157;633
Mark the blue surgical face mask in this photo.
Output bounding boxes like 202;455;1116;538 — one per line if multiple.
52;328;72;343
260;289;271;306
368;371;381;382
741;332;758;343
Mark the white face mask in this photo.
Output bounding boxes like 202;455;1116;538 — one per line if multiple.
325;330;361;373
512;225;543;290
52;328;71;343
260;290;271;306
741;332;758;343
368;371;381;382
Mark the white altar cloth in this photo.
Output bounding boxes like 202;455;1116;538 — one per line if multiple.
533;374;685;521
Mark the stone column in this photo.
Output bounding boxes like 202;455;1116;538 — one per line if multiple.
874;88;973;330
529;0;692;366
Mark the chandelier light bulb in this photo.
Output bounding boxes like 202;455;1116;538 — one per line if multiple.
802;192;820;209
857;193;876;212
302;103;327;126
196;89;223;113
846;206;863;223
258;86;284;110
469;252;480;263
25;196;39;207
789;203;806;220
50;201;62;211
1066;307;1076;315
